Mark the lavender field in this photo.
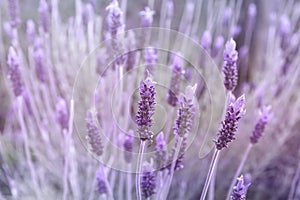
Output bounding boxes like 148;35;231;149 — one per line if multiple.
0;0;300;199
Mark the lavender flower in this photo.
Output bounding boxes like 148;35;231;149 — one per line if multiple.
33;37;46;82
168;85;196;170
141;163;156;198
201;30;212;52
250;106;272;144
215;94;246;150
96;168;108;194
140;7;155;28
166;0;174;19
86;109;103;157
223;7;232;27
123;131;134;163
55;97;69;130
167;54;184;106
212;35;224;58
231;175;251;200
26;20;36;45
144;47;158;76
154;132;167;170
8;0;19;27
38;0;50;33
136;77;156;142
7;46;23;97
279;15;291;50
106;0;124;37
222;38;238;91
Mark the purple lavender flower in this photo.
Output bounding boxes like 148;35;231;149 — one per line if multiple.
96;168;108;194
140;7;155;28
250;106;272;144
38;0;50;33
123;130;134;163
33;37;46;83
166;0;174;19
279;15;291;50
223;7;232;27
141;163;156;198
154;132;167;170
231;175;251;200
106;0;124;37
26;20;36;46
168;85;196;171
86;109;103;157
7;0;19;27
211;35;224;58
136;77;156;142
144;47;158;76
215;94;246;150
55;97;69;130
222;38;239;91
7;46;23;97
201;30;212;53
167;54;184;106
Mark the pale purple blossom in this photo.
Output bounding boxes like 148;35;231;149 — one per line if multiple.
7;46;23;97
140;7;155;27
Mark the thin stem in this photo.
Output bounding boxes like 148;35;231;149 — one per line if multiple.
126;163;132;200
208;159;218;200
288;158;300;200
136;140;146;200
163;136;183;199
62;129;70;200
200;149;220;200
17;97;41;199
226;144;253;200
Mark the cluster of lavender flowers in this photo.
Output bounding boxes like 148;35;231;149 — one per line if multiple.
1;0;300;200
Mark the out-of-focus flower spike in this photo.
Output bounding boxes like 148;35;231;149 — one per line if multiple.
86;109;104;157
95;167;108;194
201;30;212;53
140;7;155;28
7;46;23;97
167;54;184;107
166;0;174;19
33;37;46;83
26;20;36;46
250;105;272;144
55;97;69;130
211;35;224;58
38;0;50;33
155;132;167;170
123;130;134;163
222;38;239;91
231;175;251;200
22;90;33;116
141;162;156;198
248;3;257;18
223;7;232;27
106;0;124;37
7;0;20;27
215;94;246;150
144;47;158;76
3;22;14;40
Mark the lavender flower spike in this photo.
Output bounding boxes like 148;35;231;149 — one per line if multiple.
231;175;251;200
140;7;155;28
136;76;156;142
167;54;184;106
223;38;238;91
7;46;23;97
123;130;134;163
250;105;272;144
8;0;20;27
33;37;46;83
144;47;158;75
154;132;167;170
38;0;50;33
141;163;156;198
86;109;104;157
106;0;124;36
55;97;69;130
96;167;108;194
215;94;246;150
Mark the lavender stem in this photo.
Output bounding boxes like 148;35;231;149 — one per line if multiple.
200;149;220;200
226;143;253;200
127;163;132;200
17;97;41;199
136;140;146;200
288;158;300;200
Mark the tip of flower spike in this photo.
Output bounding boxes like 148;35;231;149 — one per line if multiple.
106;0;120;11
233;94;246;115
156;132;166;145
7;46;18;64
185;84;197;100
259;105;273;121
140;7;155;17
248;3;257;17
225;38;237;52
